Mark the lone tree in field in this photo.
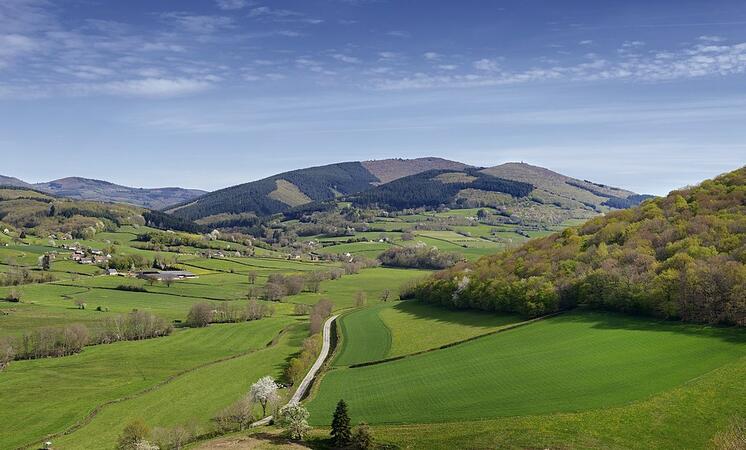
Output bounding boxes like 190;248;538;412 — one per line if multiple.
249;375;279;418
116;419;150;450
279;402;311;440
248;270;257;284
331;399;352;447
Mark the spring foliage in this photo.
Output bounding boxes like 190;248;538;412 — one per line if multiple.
410;167;746;325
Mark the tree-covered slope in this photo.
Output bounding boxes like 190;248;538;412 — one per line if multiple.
0;186;203;238
408;166;746;326
482;162;650;210
168;158;467;221
347;168;534;210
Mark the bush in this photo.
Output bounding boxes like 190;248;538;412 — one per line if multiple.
213;397;254;432
379;244;462;269
278;403;311;440
116;284;147;292
117;419;150;450
352;422;375;449
97;311;172;343
186;302;213;327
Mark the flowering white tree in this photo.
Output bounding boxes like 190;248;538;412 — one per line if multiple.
278;402;311;440
249;375;279;418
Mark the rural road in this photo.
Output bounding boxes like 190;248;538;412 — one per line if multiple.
252;314;339;426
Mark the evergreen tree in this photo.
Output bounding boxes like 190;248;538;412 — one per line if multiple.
331;399;352;447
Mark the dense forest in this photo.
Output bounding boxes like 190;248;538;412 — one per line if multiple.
348;169;534;210
169;162;380;220
406;167;746;326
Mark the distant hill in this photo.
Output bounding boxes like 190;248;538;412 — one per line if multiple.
0;186;204;238
168;157;469;221
346;162;649;224
0;175;33;189
0;175;206;210
481;163;644;210
410;165;746;326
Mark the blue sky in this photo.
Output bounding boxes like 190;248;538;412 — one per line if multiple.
1;0;745;195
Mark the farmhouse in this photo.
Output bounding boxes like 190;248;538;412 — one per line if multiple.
136;270;198;281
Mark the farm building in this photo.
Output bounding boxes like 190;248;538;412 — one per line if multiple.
136;270;198;281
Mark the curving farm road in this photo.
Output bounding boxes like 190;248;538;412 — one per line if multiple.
252;314;338;426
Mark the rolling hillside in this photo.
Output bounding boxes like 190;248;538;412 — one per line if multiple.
410;165;746;325
0;175;206;210
168;157;468;221
33;177;206;210
346;162;648;224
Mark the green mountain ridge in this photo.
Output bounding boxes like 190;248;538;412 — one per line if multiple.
167;157;470;221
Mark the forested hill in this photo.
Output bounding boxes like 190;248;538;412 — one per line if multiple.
408;166;746;326
347;168;534;210
345;163;647;223
167;157;467;222
0;187;204;238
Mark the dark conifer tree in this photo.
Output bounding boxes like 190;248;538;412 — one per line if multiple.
331;399;352;447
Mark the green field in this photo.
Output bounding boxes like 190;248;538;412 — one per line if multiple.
333;301;522;366
342;356;746;449
306;311;746;425
0;318;294;449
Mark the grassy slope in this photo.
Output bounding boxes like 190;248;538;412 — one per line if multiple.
306;311;745;425
333;303;392;366
55;323;308;449
363;356;746;449
333;301;522;367
0;319;292;449
380;301;521;357
292;267;429;310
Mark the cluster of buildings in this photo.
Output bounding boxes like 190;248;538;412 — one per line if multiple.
63;244;111;265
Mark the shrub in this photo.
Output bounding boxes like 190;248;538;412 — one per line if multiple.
213;397;254;432
186;302;213;327
352;422;375;449
278;403;311;440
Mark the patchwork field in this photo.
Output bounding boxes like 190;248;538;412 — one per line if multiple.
306;311;746;426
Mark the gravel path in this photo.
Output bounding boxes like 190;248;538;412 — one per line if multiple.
252;314;338;426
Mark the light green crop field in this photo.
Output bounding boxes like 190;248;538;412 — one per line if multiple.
333;301;522;366
306;311;746;426
292;267;429;310
306;356;746;449
54;323;308;449
333;303;392;366
0;318;294;449
380;301;521;357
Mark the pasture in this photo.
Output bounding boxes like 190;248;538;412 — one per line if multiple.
306;311;746;425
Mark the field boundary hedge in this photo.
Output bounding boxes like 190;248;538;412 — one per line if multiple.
347;310;564;369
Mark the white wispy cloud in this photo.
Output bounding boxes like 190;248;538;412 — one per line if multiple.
698;35;725;42
247;6;323;24
386;30;410;38
161;13;234;34
0;34;41;65
423;52;440;60
331;53;361;64
375;40;746;90
91;77;213;97
215;0;250;10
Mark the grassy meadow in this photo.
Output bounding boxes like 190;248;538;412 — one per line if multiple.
306;311;746;425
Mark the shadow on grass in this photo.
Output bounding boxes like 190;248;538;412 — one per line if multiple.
389;299;520;330
554;308;746;345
